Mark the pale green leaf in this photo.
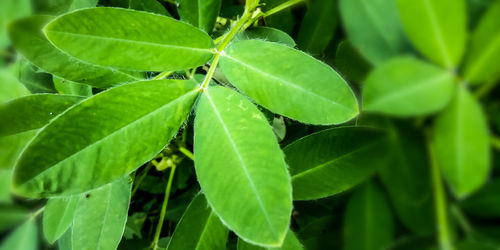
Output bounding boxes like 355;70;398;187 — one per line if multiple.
12;79;198;198
72;176;131;250
339;0;410;65
434;85;491;198
178;0;221;33
194;86;292;247
53;77;92;97
240;27;296;47
0;220;37;250
237;230;303;250
43;196;80;243
362;56;455;116
463;1;500;84
220;40;358;125
167;193;228;250
283;127;388;200
0;70;30;104
44;7;215;71
9;16;139;88
396;0;467;68
343;182;394;250
297;0;337;55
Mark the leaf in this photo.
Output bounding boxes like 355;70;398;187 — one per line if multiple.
240;27;296;47
283;127;388;200
237;230;303;250
461;178;500;218
129;0;170;16
297;0;337;55
0;131;37;170
334;40;372;83
396;0;467;68
33;0;98;14
166;193;228;250
177;0;221;33
72;176;131;250
43;196;80;243
0;220;37;250
53;77;92;97
343;182;394;250
219;40;358;125
0;170;11;202
8;15;139;88
0;70;30;104
0;94;84;137
58;229;72;250
0;0;31;49
44;7;215;72
339;0;410;65
0;205;29;232
9;59;56;94
194;86;292;247
12;79;199;198
463;1;500;84
433;85;491;198
362;56;455;116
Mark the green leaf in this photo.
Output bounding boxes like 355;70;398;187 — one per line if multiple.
0;205;29;232
339;0;410;65
396;0;467;68
0;170;11;202
9;59;56;94
362;56;455;116
0;131;37;170
0;70;30;104
463;1;500;84
44;7;215;72
0;220;37;250
343;182;394;250
167;193;228;250
58;229;72;250
72;176;131;250
461;178;500;218
129;0;170;16
194;86;292;247
237;230;303;250
33;0;98;14
283;127;388;200
43;196;80;243
334;40;372;83
12;79;198;198
434;85;491;198
0;0;31;49
220;40;358;125
297;0;337;55
53;77;92;97
177;0;221;33
240;27;296;47
9;15;139;88
0;94;84;137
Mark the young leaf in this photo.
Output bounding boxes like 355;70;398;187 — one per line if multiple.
194;86;292;247
12;79;199;198
177;0;222;33
0;70;30;104
434;85;491;198
343;182;394;250
396;0;467;68
8;15;139;88
0;220;37;250
461;178;500;218
219;40;358;125
297;0;337;55
463;1;500;84
362;57;455;116
237;230;303;250
240;27;296;47
166;193;228;250
44;7;215;71
339;0;410;65
283;127;388;200
43;196;80;243
72;176;131;250
0;94;84;137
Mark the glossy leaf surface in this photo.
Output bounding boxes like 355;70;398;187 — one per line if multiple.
434;85;490;198
284;127;388;200
44;8;215;71
220;40;358;125
43;196;80;243
13;79;198;197
362;57;455;116
194;86;292;247
167;193;228;250
178;0;221;33
9;15;139;88
397;0;467;68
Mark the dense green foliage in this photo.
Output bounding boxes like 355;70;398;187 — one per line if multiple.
1;0;499;249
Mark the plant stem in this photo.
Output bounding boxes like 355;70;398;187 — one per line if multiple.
450;204;473;236
29;206;45;221
131;162;154;197
151;164;177;250
153;71;174;80
492;136;500;151
263;0;307;17
428;137;455;250
178;146;194;161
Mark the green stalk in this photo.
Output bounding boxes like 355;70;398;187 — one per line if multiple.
29;206;45;221
153;71;174;80
151;164;177;250
178;146;194;161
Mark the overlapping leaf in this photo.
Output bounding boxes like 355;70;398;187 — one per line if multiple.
297;0;337;55
177;0;221;33
43;195;80;243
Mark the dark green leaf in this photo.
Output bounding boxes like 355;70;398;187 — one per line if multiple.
178;0;222;33
297;0;337;55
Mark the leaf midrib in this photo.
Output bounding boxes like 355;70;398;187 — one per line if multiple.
423;0;452;67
